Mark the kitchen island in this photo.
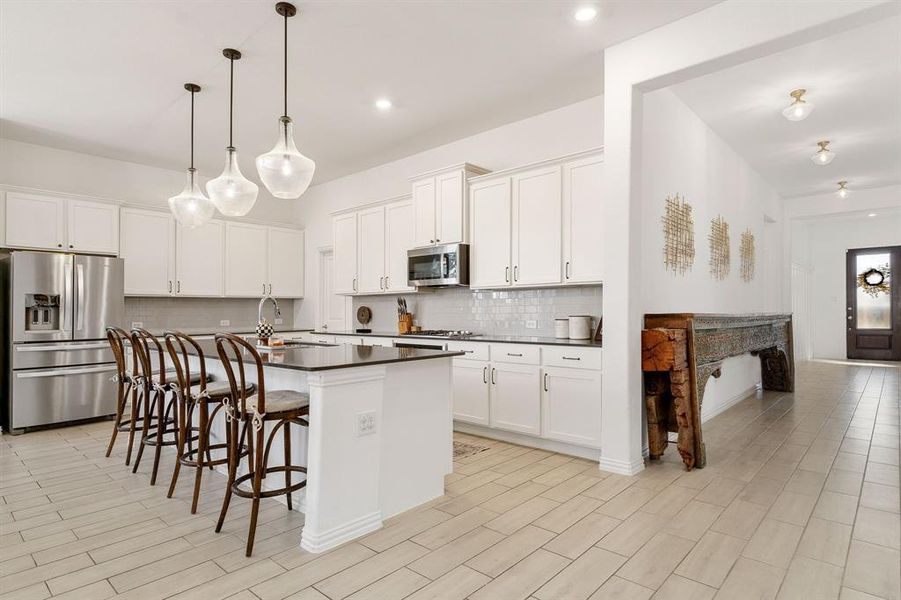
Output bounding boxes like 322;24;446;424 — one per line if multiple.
187;340;464;553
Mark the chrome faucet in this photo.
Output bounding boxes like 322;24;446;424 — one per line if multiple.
258;294;281;324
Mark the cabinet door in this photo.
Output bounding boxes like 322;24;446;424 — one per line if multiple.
469;178;511;288
225;222;268;297
512;166;562;286
453;359;490;426
436;170;464;244
268;227;304;298
564;155;604;283
542;367;602;448
490;362;540;435
385;199;415;292
120;208;175;296
357;206;386;294
176;220;224;297
67;200;119;254
332;213;358;294
412;178;436;247
4;193;65;250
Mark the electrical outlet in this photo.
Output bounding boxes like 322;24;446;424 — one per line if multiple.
220;320;230;327
275;318;284;325
525;320;537;329
355;411;377;437
131;321;143;329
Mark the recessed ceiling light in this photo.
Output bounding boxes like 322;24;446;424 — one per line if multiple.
868;213;877;218
782;88;814;122
574;6;598;22
374;98;392;111
811;140;835;166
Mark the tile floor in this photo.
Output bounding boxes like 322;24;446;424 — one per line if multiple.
1;361;898;600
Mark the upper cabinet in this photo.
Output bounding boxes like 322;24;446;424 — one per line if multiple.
469;149;603;290
176;220;225;297
332;212;358;294
384;200;415;293
224;223;305;298
120;208;175;296
268;227;305;298
409;163;489;248
4;192;118;254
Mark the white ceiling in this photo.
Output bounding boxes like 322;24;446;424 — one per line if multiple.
1;0;716;185
670;15;901;199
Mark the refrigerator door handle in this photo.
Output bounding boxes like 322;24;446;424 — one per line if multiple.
62;261;73;332
15;364;115;379
76;263;85;331
16;342;109;352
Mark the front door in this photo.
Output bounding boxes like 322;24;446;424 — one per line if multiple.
846;245;901;360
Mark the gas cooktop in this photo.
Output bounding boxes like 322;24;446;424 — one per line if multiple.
401;330;477;339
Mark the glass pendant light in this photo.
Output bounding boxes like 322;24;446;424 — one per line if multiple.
207;48;259;216
256;2;316;199
169;83;215;229
811;140;835;166
836;181;851;198
782;88;814;122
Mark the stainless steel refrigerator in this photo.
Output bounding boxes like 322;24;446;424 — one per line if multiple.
1;251;125;432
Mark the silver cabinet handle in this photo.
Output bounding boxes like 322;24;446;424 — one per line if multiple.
168;280;172;293
430;239;435;244
544;373;549;392
491;368;496;385
353;278;357;292
565;261;571;279
436;238;440;243
507;352;522;357
177;280;181;293
269;283;273;295
483;366;487;384
385;276;389;289
380;276;384;290
505;266;510;283
562;356;581;361
514;266;518;281
263;283;266;294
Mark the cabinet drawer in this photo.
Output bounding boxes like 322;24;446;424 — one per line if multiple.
446;340;489;361
362;337;395;347
310;334;336;344
542;346;602;370
490;343;539;365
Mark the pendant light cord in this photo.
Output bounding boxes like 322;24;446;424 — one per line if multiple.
283;11;288;119
228;55;235;149
189;89;195;169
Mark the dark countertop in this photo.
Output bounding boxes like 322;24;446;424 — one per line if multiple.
145;327;314;338
313;330;602;348
187;338;464;372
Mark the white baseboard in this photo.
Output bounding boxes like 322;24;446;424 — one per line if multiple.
453;422;601;461
701;384;761;423
300;510;382;554
598;455;645;476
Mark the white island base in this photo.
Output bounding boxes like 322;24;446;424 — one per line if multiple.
193;354;454;553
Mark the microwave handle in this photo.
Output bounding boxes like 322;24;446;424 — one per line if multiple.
442;253;449;278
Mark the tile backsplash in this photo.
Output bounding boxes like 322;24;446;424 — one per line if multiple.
124;297;295;332
352;286;601;337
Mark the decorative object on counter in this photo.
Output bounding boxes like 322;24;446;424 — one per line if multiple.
453;440;491;459
568;315;592;340
662;193;695;275
256;318;274;345
555;318;570;339
168;83;215;228
594;317;603;343
256;2;316;200
356;305;372;333
397;297;413;334
708;215;730;280
740;229;755;282
207;48;259;217
642;313;794;470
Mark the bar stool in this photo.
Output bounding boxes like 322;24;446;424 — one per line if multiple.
105;327;140;465
165;331;253;513
214;333;310;556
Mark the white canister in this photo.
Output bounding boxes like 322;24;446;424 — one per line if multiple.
568;315;592;340
554;318;570;339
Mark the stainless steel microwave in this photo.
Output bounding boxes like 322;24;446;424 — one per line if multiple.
408;243;469;287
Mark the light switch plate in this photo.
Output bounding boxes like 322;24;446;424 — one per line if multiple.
220;320;230;327
525;320;537;329
131;321;143;329
355;411;376;437
275;318;284;325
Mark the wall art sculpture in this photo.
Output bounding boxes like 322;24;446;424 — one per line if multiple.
708;215;730;280
662;194;695;275
740;229;755;282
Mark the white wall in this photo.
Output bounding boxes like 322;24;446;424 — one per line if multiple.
292;95;604;328
641;88;784;419
791;206;901;360
0;138;298;224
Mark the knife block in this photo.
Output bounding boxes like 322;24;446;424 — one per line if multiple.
398;314;413;334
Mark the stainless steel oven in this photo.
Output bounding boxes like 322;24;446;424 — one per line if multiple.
407;243;469;288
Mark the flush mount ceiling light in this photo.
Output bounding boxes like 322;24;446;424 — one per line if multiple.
256;2;316;200
374;98;393;111
811;140;835;166
574;6;598;22
868;213;877;217
207;48;259;216
782;88;814;122
168;83;215;229
836;180;851;198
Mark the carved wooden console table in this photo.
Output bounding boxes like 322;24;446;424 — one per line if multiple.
642;313;794;470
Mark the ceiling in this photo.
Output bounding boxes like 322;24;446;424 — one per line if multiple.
671;15;901;199
1;0;716;186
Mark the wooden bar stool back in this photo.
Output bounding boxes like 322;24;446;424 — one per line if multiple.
105;326;140;465
164;331;251;513
214;332;310;556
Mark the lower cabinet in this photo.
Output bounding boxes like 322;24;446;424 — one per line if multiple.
452;359;490;426
541;366;602;448
489;362;541;436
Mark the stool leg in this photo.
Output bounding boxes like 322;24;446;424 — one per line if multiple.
132;385;151;473
167;391;187;499
245;425;265;557
105;380;125;457
149;389;165;485
284;420;292;511
216;414;243;533
125;384;139;466
190;400;208;514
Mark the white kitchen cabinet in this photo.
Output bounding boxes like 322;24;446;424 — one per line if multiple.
453;359;491;426
120;208;175;296
542;366;602;448
225;222;268;297
176;219;224;297
4;193;118;254
512;166;562;286
489;362;541;435
563;154;604;283
268;227;304;298
469;178;511;288
409;163;489;248
67;200;119;254
357;206;386;294
332;212;358;294
385;199;414;292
